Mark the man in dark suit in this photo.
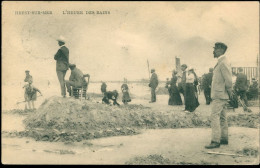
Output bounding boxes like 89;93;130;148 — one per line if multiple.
149;69;158;103
205;42;233;149
234;67;250;112
202;68;213;105
54;36;69;98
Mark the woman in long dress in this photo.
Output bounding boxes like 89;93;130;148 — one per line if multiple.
185;68;199;112
166;70;183;105
121;80;131;104
165;78;173;105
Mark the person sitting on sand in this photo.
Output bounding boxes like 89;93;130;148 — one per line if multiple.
23;81;42;111
102;90;120;106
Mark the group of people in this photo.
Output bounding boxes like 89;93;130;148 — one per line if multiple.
54;36;90;98
165;65;200;113
145;42;252;149
22;37;256;150
201;66;255;112
100;79;132;106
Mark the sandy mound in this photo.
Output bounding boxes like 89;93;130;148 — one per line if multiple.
16;96;258;142
21;96;210;142
228;113;259;128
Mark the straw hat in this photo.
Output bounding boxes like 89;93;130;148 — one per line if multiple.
57;35;66;43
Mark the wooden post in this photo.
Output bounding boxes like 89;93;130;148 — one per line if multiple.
147;59;151;80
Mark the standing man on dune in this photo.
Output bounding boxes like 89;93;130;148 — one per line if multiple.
54;36;69;98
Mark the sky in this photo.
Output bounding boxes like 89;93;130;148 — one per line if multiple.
2;1;259;84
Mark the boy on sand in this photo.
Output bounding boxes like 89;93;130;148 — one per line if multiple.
23;81;42;110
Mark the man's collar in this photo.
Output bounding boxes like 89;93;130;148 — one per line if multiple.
60;45;65;48
217;55;225;60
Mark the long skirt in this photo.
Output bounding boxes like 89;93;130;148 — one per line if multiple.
185;83;199;112
122;91;131;103
168;86;183;105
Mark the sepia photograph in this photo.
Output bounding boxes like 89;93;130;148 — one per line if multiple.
2;1;259;165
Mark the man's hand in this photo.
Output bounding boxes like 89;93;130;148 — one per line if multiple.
83;74;90;78
227;90;234;100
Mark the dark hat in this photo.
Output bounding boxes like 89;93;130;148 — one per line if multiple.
172;70;177;74
188;67;194;71
69;64;76;68
214;42;228;51
25;70;30;72
151;69;155;72
238;67;243;72
181;64;187;68
209;68;213;72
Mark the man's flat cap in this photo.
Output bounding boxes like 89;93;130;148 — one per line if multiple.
69;64;76;68
238;67;243;71
214;42;228;51
181;64;187;68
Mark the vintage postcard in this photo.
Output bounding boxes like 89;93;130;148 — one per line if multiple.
2;1;259;165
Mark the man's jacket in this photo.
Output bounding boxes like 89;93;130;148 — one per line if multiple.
202;72;213;90
149;73;158;89
69;68;87;86
235;73;248;91
54;46;69;71
211;56;232;100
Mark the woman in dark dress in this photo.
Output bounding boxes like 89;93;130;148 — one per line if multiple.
166;70;183;105
165;78;173;105
185;68;199;112
101;82;107;95
121;80;131;104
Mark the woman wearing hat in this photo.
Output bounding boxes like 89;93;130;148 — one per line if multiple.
184;67;199;112
166;70;183;105
121;78;131;104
